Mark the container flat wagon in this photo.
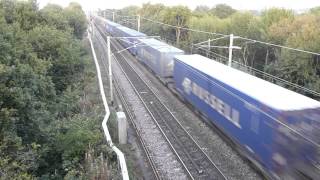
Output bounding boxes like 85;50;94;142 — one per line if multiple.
173;54;320;179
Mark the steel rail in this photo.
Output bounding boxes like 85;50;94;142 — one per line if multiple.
111;46;195;180
92;29;162;180
94;23;227;179
87;29;129;180
111;37;227;179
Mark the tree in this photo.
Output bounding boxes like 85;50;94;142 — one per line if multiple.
210;4;236;19
194;5;210;16
0;1;104;178
162;6;191;45
139;3;166;36
261;8;294;31
64;2;87;39
118;5;140;16
310;6;320;15
117;5;140;28
39;4;69;31
229;12;256;36
188;15;223;42
266;15;320;96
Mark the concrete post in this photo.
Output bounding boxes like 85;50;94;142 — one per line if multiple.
228;34;234;67
116;112;127;144
112;12;115;22
107;36;113;104
137;15;141;32
207;38;210;57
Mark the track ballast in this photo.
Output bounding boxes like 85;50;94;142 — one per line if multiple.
95;23;227;179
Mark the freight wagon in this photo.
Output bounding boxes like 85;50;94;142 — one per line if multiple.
112;26;146;55
173;54;320;179
94;15;320;179
136;38;184;78
105;19;122;36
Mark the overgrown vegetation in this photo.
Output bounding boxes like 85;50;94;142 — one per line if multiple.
106;3;320;98
0;0;116;178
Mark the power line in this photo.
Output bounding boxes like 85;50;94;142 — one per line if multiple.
237;37;320;56
140;16;320;56
98;13;320;97
192;46;320;97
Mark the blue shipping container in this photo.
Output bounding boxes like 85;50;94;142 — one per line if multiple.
137;38;184;77
115;26;146;55
106;20;122;36
173;54;320;178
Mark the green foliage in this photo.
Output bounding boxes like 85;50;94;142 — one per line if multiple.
118;5;140;16
162;6;191;44
229;12;256;36
310;6;320;15
28;26;84;92
210;4;236;19
194;5;210;15
162;6;191;27
39;4;70;31
267;15;320;95
64;3;87;39
139;3;167;38
0;0;105;179
189;15;225;42
135;3;320;97
261;8;294;30
56;115;101;173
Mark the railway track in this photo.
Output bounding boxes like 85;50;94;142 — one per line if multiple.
92;29;161;180
113;74;162;180
94;23;227;180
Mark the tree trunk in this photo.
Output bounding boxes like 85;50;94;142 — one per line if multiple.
176;27;181;45
265;48;269;67
264;48;269;79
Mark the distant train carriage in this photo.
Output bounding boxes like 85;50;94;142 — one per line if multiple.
113;26;146;55
136;38;184;78
173;54;320;179
105;19;122;36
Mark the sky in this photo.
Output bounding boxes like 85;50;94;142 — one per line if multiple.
38;0;320;11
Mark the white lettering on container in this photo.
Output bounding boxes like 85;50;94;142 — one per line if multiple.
182;77;241;129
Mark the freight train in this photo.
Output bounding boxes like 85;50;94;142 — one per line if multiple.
93;15;320;179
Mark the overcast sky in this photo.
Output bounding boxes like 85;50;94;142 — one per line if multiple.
38;0;320;11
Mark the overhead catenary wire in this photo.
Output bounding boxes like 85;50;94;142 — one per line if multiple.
231;61;320;97
237;37;320;56
193;46;320;97
95;13;320;146
100;13;320;97
136;15;320;57
111;12;320;56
